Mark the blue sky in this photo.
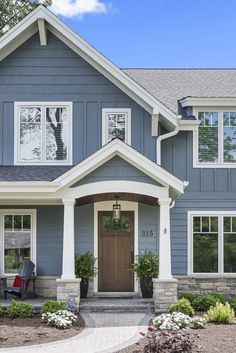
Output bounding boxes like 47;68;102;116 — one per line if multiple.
52;0;236;68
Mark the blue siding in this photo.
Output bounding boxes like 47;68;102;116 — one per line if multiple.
0;32;156;165
138;204;159;255
75;204;94;254
73;156;161;187
162;130;236;275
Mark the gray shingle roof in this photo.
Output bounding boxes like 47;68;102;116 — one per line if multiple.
0;166;71;181
122;68;236;114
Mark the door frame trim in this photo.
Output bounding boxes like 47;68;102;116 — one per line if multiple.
94;201;138;294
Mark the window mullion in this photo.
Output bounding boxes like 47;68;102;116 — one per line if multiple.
42;105;46;163
218;110;223;164
219;215;223;275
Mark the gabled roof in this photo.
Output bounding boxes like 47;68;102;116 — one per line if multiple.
0;5;178;130
54;139;188;198
123;68;236;115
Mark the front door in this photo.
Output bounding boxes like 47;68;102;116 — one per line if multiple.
98;211;134;292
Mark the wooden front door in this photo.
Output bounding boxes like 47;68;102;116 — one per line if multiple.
98;211;134;292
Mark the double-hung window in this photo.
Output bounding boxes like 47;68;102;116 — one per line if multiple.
14;102;72;165
189;212;236;275
2;210;36;275
102;108;131;145
195;109;236;166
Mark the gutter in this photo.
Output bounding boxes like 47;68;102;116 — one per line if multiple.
156;121;180;165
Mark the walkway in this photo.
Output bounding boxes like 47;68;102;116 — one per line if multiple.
1;312;150;353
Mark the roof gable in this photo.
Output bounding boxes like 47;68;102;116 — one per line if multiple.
0;5;178;130
54;139;188;198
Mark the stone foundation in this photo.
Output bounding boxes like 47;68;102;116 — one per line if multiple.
153;278;178;313
56;278;81;306
36;276;58;297
177;276;236;296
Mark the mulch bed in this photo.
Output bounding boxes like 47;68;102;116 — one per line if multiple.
116;323;236;353
0;314;85;348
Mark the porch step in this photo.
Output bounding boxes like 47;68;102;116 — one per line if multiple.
79;297;154;313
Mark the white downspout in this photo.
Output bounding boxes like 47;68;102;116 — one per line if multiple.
156;123;180;165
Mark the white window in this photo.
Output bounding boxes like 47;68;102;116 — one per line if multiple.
194;108;236;167
188;211;236;275
14;102;73;165
102;108;131;145
1;210;36;275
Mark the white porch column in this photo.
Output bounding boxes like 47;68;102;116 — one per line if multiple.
158;198;172;280
61;198;76;280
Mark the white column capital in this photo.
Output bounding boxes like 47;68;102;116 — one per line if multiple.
158;198;172;206
62;198;76;206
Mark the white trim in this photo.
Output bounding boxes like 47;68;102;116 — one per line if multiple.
188;210;236;276
180;97;236;107
94;201;139;294
37;19;47;46
102;108;131;146
178;119;200;131
0;5;178;128
54;139;187;197
14;102;73;166
0;209;37;276
193;107;236;168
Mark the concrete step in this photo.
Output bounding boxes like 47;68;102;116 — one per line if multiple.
79;298;154;313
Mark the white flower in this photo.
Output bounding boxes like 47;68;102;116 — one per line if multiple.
41;310;77;329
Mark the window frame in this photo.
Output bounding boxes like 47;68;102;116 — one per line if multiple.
188;211;236;277
0;209;37;276
193;107;236;168
14;102;73;165
102;108;131;146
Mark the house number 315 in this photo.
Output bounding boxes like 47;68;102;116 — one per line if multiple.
142;230;155;237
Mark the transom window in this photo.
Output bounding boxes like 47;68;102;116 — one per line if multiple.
2;210;36;275
189;212;236;274
102;108;131;145
14;102;72;165
196;109;236;166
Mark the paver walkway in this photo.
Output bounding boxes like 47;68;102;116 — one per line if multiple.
0;312;150;353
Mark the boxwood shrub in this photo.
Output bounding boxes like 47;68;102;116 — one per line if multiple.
7;300;34;318
41;300;66;314
168;298;194;316
178;292;198;305
192;294;219;311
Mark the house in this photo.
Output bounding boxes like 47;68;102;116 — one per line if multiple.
0;4;236;311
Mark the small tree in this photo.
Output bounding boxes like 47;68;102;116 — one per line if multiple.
0;0;52;37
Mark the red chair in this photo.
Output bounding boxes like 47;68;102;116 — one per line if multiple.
2;261;37;300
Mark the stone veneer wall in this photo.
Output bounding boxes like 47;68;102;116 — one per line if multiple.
177;276;236;296
36;276;58;297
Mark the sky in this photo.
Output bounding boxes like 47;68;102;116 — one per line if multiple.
49;0;236;68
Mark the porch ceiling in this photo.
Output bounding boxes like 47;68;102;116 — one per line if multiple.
75;192;158;206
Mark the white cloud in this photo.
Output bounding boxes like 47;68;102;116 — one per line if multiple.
50;0;109;18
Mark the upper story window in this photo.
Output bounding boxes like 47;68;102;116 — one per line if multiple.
194;108;236;167
14;102;72;165
102;108;131;145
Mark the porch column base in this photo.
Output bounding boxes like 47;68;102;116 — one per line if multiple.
153;278;178;313
56;278;81;307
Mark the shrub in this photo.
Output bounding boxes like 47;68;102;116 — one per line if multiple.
192;294;218;311
144;327;195;353
153;312;191;331
0;304;3;316
7;300;34;318
230;295;236;313
178;292;198;305
191;316;206;329
168;298;194;316
207;292;225;304
206;302;234;324
42;310;77;329
41;300;66;314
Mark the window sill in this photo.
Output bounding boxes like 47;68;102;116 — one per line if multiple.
193;163;236;168
185;274;236;278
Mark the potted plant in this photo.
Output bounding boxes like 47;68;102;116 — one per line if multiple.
75;251;98;298
131;251;159;298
